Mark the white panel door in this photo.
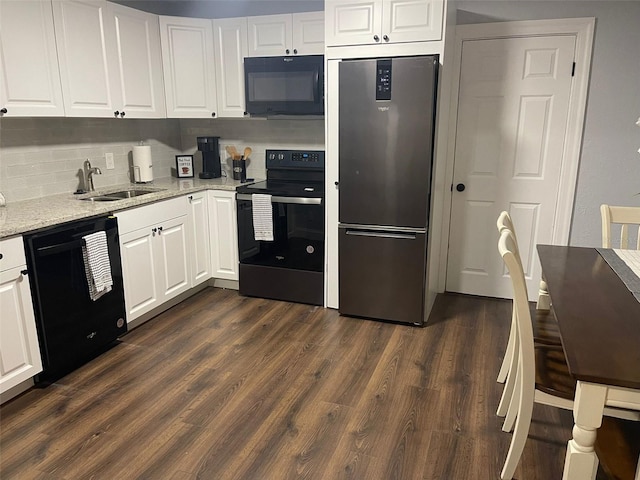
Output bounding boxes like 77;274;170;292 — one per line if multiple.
382;0;443;43
292;11;325;55
109;3;165;118
157;216;190;299
52;0;122;117
325;0;381;47
0;267;43;393
247;14;292;56
213;17;248;118
159;16;217;118
120;228;158;321
446;35;576;300
0;1;65;117
187;193;211;286
208;191;239;281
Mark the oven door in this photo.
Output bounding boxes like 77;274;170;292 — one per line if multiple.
236;194;324;305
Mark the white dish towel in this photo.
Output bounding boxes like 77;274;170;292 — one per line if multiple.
82;231;113;301
252;194;274;241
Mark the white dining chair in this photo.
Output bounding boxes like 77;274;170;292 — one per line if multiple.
495;212;561;427
601;204;640;249
497;229;640;480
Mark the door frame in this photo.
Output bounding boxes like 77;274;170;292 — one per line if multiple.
434;17;595;293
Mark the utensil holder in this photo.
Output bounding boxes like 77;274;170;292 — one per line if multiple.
232;158;246;182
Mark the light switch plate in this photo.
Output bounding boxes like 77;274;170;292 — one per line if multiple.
105;153;115;170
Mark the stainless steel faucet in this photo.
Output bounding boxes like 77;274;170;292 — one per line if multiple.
83;159;102;192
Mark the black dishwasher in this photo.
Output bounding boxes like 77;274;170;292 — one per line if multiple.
24;215;127;385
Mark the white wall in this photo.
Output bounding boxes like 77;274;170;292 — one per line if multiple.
455;1;640;247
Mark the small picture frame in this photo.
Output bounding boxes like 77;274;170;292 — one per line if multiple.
176;155;194;178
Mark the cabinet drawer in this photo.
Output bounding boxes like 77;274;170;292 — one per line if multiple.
0;236;27;272
116;196;187;234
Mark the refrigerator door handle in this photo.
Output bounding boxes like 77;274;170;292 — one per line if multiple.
345;230;416;240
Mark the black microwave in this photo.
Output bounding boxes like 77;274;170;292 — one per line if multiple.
244;55;324;116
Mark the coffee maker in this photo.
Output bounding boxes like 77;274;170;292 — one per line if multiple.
197;136;222;179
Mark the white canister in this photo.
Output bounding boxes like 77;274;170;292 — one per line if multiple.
132;145;153;183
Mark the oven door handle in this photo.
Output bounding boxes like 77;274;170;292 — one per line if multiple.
236;194;322;205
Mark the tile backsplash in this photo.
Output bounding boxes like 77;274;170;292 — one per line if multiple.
0;118;183;203
0;116;325;204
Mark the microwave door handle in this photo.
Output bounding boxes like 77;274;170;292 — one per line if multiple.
236;194;322;205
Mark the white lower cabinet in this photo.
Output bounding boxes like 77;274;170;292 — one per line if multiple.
186;192;211;286
0;237;43;394
116;197;189;322
208;191;239;281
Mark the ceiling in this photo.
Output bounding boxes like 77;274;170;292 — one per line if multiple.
111;0;325;19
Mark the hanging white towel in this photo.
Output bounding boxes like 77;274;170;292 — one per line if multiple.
82;231;113;301
252;194;274;241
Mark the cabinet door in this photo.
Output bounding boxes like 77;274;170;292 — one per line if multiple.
0;1;65;117
187;193;211;286
119;227;158;321
213;17;248;118
247;14;292;56
382;0;443;43
325;0;382;47
159;16;217;118
0;267;43;393
208;191;239;281
292;12;325;55
109;3;166;118
156;216;190;300
52;0;122;117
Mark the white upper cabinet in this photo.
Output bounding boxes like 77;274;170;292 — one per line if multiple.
325;0;443;47
0;1;65;117
159;16;218;119
108;3;166;118
213;17;249;118
52;0;122;117
248;12;324;56
292;11;325;55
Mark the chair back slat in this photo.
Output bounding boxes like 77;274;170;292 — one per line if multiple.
600;205;640;249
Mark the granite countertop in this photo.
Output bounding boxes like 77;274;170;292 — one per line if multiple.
0;176;258;239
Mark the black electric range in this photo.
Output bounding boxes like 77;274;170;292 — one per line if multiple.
236;149;325;305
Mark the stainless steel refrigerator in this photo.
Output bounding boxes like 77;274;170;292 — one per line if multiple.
338;55;438;326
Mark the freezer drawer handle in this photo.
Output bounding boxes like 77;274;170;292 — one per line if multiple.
236;194;322;205
345;230;416;240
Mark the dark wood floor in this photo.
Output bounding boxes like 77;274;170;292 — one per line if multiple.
1;289;589;479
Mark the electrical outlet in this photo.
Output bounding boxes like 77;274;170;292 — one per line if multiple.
105;152;115;170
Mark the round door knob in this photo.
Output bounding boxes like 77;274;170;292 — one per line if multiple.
114;110;120;117
120;111;125;117
243;111;248;116
286;49;290;54
334;181;339;186
21;269;28;276
211;112;216;117
0;107;7;114
456;183;466;192
383;35;389;42
373;35;380;42
293;49;298;54
0;253;3;259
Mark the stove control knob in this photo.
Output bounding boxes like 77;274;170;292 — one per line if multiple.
278;153;284;160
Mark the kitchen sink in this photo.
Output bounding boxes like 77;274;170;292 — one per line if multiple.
79;188;164;202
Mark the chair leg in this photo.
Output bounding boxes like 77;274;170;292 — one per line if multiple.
497;310;516;383
501;367;535;480
502;365;520;433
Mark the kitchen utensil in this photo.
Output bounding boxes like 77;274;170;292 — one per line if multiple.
225;145;238;158
243;147;252;159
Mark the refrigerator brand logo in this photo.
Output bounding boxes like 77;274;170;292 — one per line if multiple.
283;58;293;62
378;106;390;112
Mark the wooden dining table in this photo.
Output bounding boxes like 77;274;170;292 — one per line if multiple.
537;245;640;480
